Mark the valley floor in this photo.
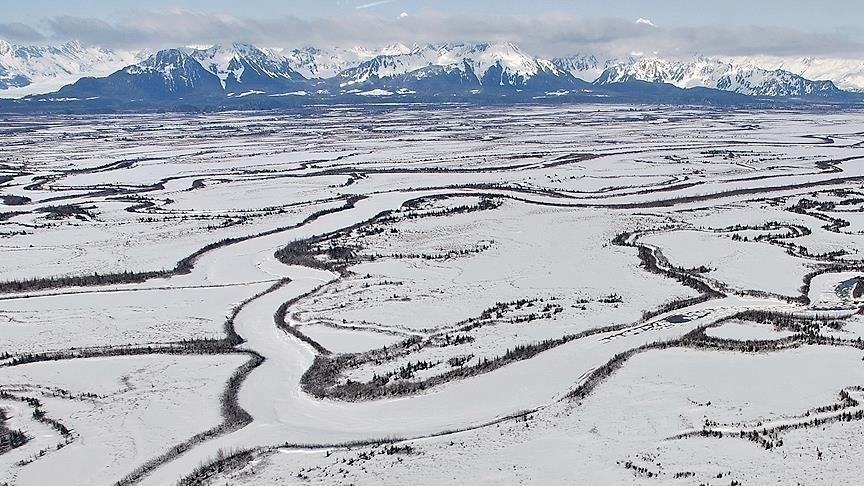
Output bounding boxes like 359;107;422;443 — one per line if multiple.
1;105;864;485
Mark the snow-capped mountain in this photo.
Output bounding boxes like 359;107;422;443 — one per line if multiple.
587;56;842;97
0;40;143;97
5;40;864;109
56;49;223;100
727;56;864;93
284;44;408;79
336;42;581;91
187;43;305;92
551;54;605;84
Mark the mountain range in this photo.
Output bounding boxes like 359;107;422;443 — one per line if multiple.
2;39;863;110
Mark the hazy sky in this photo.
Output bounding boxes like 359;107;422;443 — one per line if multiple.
3;0;863;57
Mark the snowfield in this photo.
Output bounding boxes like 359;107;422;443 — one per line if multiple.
2;105;864;485
0;354;245;485
203;346;864;486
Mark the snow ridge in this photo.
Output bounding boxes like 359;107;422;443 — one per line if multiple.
0;40;144;97
3;39;862;100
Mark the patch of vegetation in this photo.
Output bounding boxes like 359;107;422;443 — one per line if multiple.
36;204;95;220
1;195;30;206
0;408;28;455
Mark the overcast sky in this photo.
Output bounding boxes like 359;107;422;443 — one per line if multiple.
3;0;863;57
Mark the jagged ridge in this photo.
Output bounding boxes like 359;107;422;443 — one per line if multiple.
3;40;863;106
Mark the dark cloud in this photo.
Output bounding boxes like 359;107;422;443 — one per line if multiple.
10;10;864;58
0;22;46;43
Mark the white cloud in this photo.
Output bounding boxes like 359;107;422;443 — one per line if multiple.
636;18;655;27
0;22;46;42
11;10;862;58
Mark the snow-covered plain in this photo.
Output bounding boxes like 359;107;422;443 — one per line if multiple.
0;355;245;485
208;346;864;486
2;105;864;485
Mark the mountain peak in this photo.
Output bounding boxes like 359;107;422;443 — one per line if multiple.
187;43;304;90
0;39;14;55
129;49;194;74
381;43;412;56
5;38;864;104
